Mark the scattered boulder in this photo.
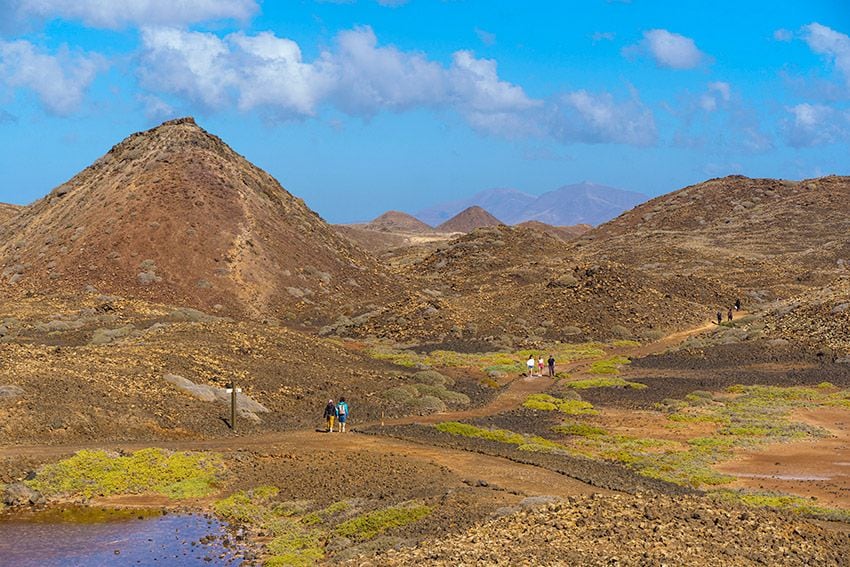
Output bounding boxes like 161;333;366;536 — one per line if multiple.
0;385;23;400
3;483;44;507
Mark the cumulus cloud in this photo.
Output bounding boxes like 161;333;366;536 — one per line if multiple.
138;25;541;132
1;0;257;31
782;103;850;147
548;89;657;146
138;26;659;146
801;23;850;89
0;39;102;114
624;29;706;69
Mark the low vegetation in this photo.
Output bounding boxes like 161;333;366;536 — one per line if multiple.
365;341;611;374
27;448;223;499
712;490;850;522
564;376;647;390
213;487;432;565
523;393;598;415
587;355;631;375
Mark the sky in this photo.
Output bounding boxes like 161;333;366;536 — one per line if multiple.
0;1;848;223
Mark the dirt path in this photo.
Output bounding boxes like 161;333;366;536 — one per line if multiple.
0;318;721;498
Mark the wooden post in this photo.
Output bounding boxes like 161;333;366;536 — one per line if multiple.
231;384;236;432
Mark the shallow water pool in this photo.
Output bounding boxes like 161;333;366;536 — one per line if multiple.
0;507;245;566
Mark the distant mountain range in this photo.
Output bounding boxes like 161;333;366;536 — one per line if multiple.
415;182;648;227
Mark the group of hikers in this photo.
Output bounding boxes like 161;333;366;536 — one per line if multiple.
323;397;349;432
526;354;556;377
717;298;742;325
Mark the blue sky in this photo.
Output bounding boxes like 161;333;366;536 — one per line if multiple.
0;0;848;222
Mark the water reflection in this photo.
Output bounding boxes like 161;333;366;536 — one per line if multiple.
0;507;244;566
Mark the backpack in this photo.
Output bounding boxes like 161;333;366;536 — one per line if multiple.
337;402;347;416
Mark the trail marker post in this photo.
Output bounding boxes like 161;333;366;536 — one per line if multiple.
226;383;242;431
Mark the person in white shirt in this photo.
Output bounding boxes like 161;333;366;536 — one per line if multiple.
526;356;535;377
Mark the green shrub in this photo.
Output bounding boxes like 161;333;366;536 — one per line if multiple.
588;356;631;375
553;423;608;437
565;377;646;390
28;448;222;499
413;370;454;387
335;503;431;541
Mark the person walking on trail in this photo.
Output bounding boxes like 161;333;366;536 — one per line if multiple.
735;298;741;311
526;355;535;377
324;399;337;432
537;355;545;376
728;307;734;322
336;398;349;433
717;310;723;325
547;354;555;377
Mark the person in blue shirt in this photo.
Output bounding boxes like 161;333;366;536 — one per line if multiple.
336;397;349;433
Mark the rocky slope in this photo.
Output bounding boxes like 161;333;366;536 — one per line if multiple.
0;118;396;325
436;206;503;233
764;276;850;357
347;226;734;344
368;493;849;566
0;203;21;225
576;175;850;298
516;221;591;242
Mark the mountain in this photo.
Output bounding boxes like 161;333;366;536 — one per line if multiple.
516;221;592;242
576;175;850;297
0;117;395;324
415;183;647;227
436;206;503;233
367;210;433;233
520;182;647;226
416;188;535;227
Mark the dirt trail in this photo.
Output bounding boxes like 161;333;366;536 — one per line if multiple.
0;318;721;498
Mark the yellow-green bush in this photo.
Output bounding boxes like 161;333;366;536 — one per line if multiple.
28;448;223;499
335;503;431;541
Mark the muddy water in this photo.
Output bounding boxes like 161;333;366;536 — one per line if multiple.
0;507;244;566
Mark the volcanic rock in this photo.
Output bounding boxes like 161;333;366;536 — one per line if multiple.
436;206;503;233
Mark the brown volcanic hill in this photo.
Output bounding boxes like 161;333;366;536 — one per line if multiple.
516;221;592;241
576;175;850;298
0;203;22;225
367;210;433;233
348;225;734;344
436;206;503;233
0;118;396;324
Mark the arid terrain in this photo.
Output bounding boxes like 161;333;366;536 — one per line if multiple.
1;119;849;566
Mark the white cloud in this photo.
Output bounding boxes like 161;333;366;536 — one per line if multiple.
699;81;731;111
624;29;706;69
138;26;659;146
138;26;541;131
782;102;850;147
2;0;257;30
592;31;616;43
802;23;850;89
0;39;102;114
773;28;793;42
376;0;409;6
548;89;657;146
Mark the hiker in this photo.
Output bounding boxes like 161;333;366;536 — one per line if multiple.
548;354;555;377
717;311;723;325
537;355;545;376
728;307;734;322
735;298;741;311
337;397;349;433
526;355;535;376
324;399;337;432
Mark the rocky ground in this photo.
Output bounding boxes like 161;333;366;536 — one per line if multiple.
367;493;850;566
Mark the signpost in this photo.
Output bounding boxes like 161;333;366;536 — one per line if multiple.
225;384;242;431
